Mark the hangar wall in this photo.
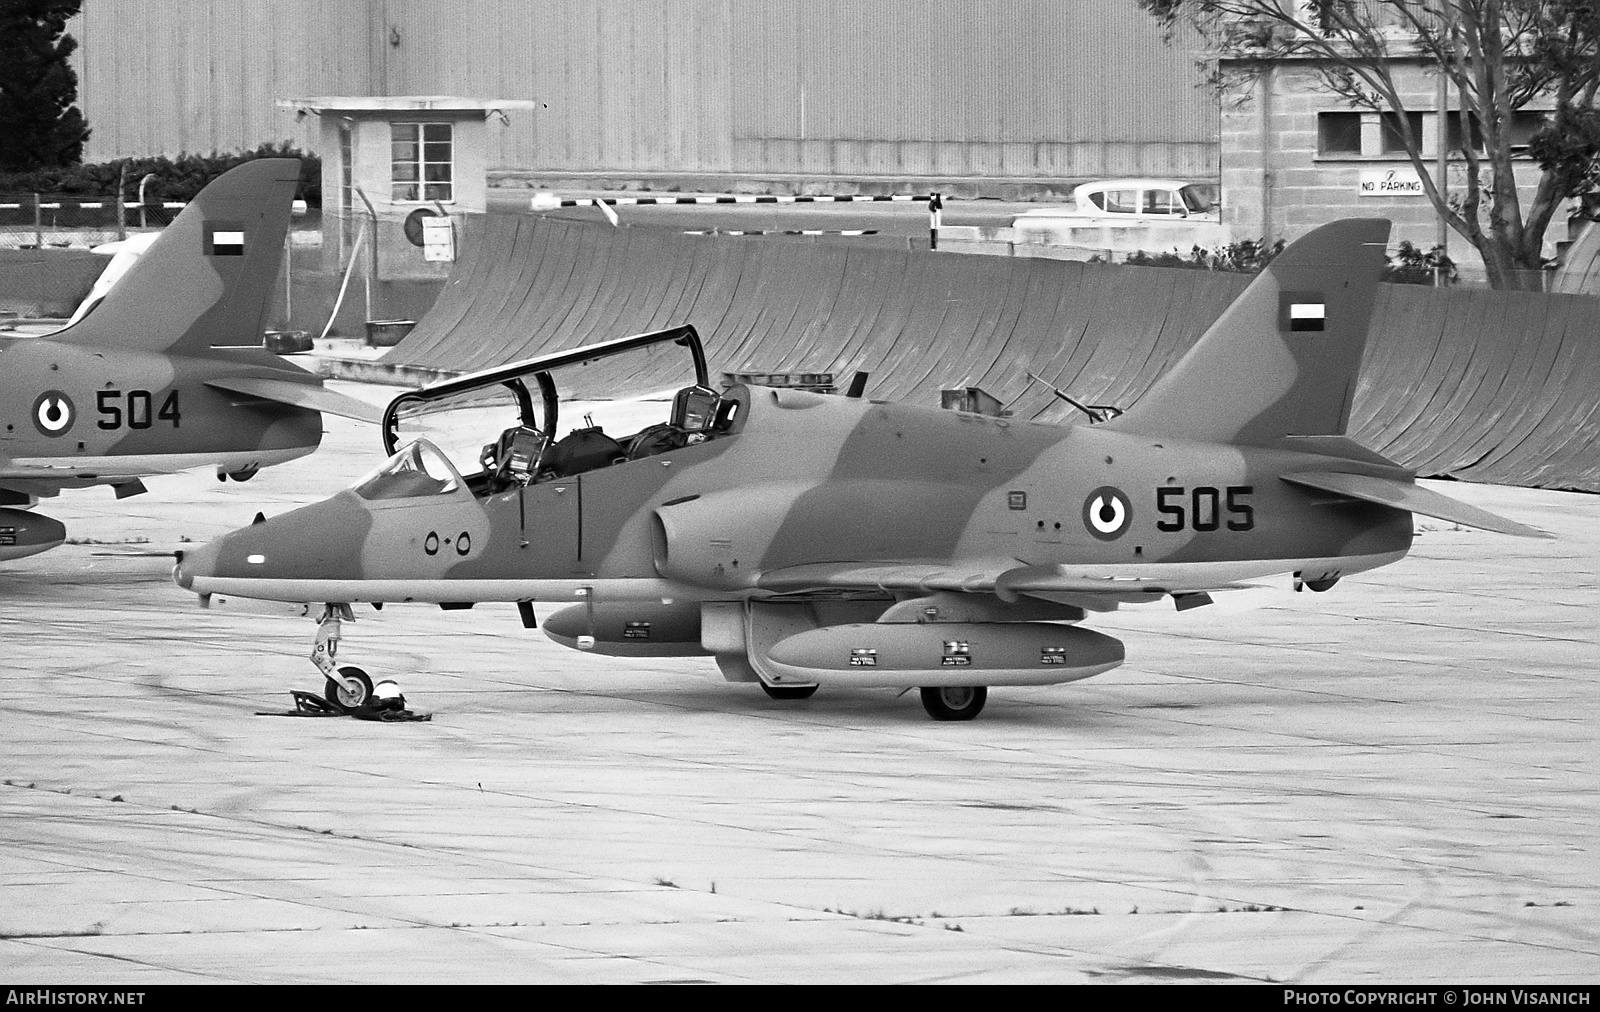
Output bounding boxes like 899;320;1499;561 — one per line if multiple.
69;0;1218;187
386;216;1600;493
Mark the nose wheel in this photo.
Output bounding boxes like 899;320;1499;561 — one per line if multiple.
325;666;374;710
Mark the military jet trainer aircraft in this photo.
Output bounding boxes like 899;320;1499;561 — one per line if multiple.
1;158;378;560
173;218;1546;720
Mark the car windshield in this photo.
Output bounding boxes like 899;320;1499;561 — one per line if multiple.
352;440;463;500
1181;184;1220;214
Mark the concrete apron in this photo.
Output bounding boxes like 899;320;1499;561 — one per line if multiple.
0;389;1595;983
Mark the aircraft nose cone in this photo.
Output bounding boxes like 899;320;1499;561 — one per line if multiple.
175;492;375;590
172;538;221;590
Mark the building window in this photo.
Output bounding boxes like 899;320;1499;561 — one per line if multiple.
1449;110;1546;154
391;122;453;203
1447;111;1484;153
1507;110;1548;152
1380;112;1423;154
1318;112;1363;155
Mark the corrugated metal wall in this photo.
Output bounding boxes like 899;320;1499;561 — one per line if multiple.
72;0;372;157
72;0;1217;181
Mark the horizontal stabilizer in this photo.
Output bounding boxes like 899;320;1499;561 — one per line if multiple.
205;377;382;424
1280;471;1550;539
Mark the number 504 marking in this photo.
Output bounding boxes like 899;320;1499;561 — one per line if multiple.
1156;485;1254;532
97;389;181;430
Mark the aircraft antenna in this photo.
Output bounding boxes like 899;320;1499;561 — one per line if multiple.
1020;369;1121;424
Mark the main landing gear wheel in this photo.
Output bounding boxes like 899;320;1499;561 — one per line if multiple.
325;666;373;711
920;686;987;721
761;683;819;700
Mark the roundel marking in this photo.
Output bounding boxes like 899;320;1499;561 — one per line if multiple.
456;531;471;556
424;531;440;556
1082;485;1132;541
32;391;75;437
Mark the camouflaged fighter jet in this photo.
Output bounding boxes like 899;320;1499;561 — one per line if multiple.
173;218;1547;721
0;158;378;560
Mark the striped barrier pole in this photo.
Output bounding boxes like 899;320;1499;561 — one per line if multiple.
681;229;879;237
538;191;945;248
0;197;189;246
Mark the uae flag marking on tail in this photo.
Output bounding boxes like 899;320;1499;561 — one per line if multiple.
1280;292;1326;333
207;226;245;256
1290;302;1325;331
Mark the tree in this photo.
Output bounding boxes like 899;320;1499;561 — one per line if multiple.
1139;0;1600;289
0;1;90;172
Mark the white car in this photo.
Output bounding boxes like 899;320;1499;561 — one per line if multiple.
1012;179;1220;231
1005;179;1226;254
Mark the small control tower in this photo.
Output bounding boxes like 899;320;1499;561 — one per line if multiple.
278;95;537;339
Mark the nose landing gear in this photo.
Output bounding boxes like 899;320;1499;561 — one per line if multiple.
311;603;374;709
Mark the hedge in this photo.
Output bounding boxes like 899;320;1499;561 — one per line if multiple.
0;143;320;205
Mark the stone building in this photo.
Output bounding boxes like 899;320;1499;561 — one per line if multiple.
1220;49;1561;282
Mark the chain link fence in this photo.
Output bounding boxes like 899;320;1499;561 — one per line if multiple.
0;195;186;250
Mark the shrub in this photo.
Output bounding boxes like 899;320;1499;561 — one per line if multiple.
1109;238;1287;273
1384;240;1457;285
1109;236;1458;285
0;143;320;205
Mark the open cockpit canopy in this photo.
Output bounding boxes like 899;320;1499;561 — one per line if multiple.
378;325;739;498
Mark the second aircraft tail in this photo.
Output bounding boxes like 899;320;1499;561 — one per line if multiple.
51;157;300;357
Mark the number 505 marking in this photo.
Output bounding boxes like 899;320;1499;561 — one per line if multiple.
97;389;181;430
1156;485;1254;532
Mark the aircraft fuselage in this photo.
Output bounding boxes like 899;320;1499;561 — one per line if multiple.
178;384;1412;604
1;339;322;480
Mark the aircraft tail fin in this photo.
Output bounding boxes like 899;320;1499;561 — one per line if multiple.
1104;218;1391;446
52;158;300;356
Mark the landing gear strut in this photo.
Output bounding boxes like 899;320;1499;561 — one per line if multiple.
310;604;372;710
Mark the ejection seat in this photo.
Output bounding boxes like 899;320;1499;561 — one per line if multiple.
477;424;548;493
624;385;723;462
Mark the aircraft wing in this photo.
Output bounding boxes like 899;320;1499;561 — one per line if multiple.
756;560;1250;604
756;562;1017;595
204;377;383;424
1280;471;1551;539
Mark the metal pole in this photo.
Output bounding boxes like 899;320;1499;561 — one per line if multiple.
1260;65;1274;246
115;162;127;242
929;193;942;250
284;229;293;326
1436;22;1449;283
138;174;156;229
320;222;367;342
34;193;42;248
356;187;378;323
